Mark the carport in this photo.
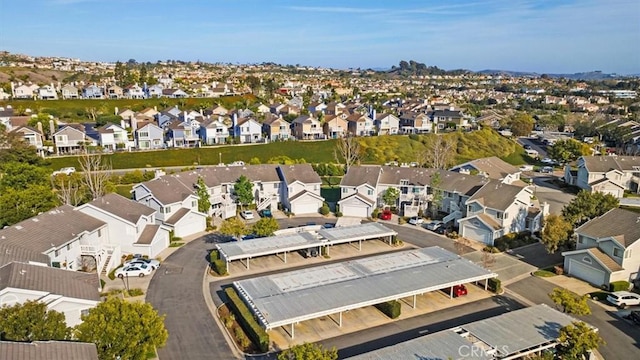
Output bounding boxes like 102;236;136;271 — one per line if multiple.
317;222;398;254
233;246;497;338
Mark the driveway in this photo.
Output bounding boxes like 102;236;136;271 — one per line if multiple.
508;276;640;360
146;234;237;360
532;176;576;214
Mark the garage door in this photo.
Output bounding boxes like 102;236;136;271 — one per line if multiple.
463;224;491;245
567;259;606;287
175;214;205;237
342;204;369;218
293;201;320;215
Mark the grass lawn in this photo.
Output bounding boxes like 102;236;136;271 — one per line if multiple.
114;184;134;198
500;147;529;166
533;269;557;277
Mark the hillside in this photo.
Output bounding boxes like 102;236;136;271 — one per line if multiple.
0;66;93;85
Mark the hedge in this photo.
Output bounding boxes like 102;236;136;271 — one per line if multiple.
211;260;228;275
374;300;401;319
224;287;269;352
609;281;631;292
488;278;502;293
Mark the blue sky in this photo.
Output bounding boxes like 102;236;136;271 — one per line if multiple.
2;0;639;74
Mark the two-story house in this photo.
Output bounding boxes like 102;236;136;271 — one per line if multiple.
199;117;230;145
429;109;469;130
132;175;207;237
61;84;80;99
11;126;46;156
262;115;291;141
458;180;544;246
291;115;323;140
562;208;640;287
375;113;400;135
82;84;104;99
565;156;640;198
12;83;38;99
97;123;131;151
37;84;58;100
399;112;433;133
167;120;200;148
323;115;348;139
124;84;145;99
346;113;375;136
148;84;164;98
0;262;100;327
107;85;123;99
77;193;171;260
450;156;523;185
53;125;89;154
135;122;165;150
234;117;263;144
338;166;382;218
277;164;324;214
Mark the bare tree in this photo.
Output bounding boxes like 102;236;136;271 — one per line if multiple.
334;135;361;170
419;134;457;169
51;173;85;206
79;153;112;200
454;237;472;255
481;251;496;268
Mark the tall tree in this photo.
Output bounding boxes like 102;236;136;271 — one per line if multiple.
562;191;619;226
0;300;71;341
382;187;400;208
557;321;604;360
420;134;456;169
218;217;249;239
547;139;591;164
0;124;42;165
234;175;254;208
252;217;279;237
549;288;591;315
196;176;211;213
0;185;58;227
79;153;112;200
334;135;361;170
75;297;168;360
509;113;535;137
541;214;573;253
0;162;50;190
429;171;443;217
51;172;86;206
277;342;338;360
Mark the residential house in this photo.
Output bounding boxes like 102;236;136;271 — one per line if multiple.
82;84;103;99
450;156;522;185
162;88;188;98
0;262;100;327
106;85;123;99
256;103;271;114
61;84;79;99
53;125;88;154
375;113;400;135
132;175;207;237
208;104;229;116
0;341;99;360
566;156;640;198
12;83;38;99
77;193;171;259
277;164;324;214
138;107;159;118
234;117;263;144
0;242;50;268
262;115;291;141
156;110;180;129
307;101;327;115
124;84;145;99
38;84;58;100
399;112;433;133
291;115;324;140
0;205;110;272
0;88;11;100
346;113;375;136
324;101;346;116
167;120;200;147
97;123;131;151
148;84;164;98
562;208;640;287
199;117;230;145
323;115;348;139
429;108;469;130
10;126;46;155
269;103;285;114
338;166;381;218
135;122;165;150
458;180;543;246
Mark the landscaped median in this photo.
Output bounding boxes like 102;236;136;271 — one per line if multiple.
222;287;269;353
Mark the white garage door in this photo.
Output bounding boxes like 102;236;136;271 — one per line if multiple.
463;224;491;245
568;259;606;287
342;204;369;218
293;201;320;215
175;214;205;237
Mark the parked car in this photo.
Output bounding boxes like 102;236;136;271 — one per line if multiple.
541;158;556;165
607;291;640;308
424;220;443;231
240;210;254;220
52;167;76;176
125;258;160;270
323;223;335;229
625;310;640;325
444;284;468;297
115;264;153;278
299;248;319;258
259;209;272;218
523;144;532;150
379;209;392;220
408;217;424;225
540;166;554;174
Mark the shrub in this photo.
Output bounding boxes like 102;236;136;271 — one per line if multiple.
210;249;220;261
375;300;401;319
488;278;502;293
335;211;343;217
126;288;144;297
234;327;251;349
100;279;106;289
609;281;631;292
483;246;500;253
446;231;459;239
554;265;564;275
371;208;380;219
211;259;228;276
224;287;269;352
398;217;407;225
107;267;119;281
319;203;330;216
169;242;184;248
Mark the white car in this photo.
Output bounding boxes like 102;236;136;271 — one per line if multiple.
424;220;443;231
52;167;76;176
125;258;160;270
115;264;153;278
541;158;556;165
408;217;424;226
607;291;640;308
240;210;254;220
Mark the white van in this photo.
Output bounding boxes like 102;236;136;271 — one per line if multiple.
525;149;539;158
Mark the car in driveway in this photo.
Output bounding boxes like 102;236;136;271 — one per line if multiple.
259;209;272;218
625;310;640;325
607;291;640;308
408;217;424;225
125;258;160;270
379;209;392;220
240;210;254;220
424;220;443;231
115;264;153;278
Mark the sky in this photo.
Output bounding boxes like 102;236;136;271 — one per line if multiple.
1;0;639;74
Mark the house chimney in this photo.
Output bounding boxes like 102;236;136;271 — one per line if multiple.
131;117;138;131
36;121;43;134
49;120;55;139
10;81;15;97
114;106;119;116
154;106;157;111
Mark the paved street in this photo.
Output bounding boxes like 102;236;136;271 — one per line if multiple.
532;175;576;215
508;276;640;360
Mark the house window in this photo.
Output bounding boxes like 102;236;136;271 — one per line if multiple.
81;309;91;317
400;179;409;186
578;236;584;244
342;188;348;193
274;184;278;189
54;249;59;257
496;212;504;219
66;244;70;251
138;131;149;138
613;247;622;258
192;200;197;208
582;257;592;264
368;189;373;196
98;229;102;237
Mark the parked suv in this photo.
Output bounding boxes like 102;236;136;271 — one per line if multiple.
607;291;640;308
379;209;392;220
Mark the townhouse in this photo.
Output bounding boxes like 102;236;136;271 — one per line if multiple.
291;115;324;140
565;155;640;198
450;156;523;185
199;116;230;145
262;114;291;141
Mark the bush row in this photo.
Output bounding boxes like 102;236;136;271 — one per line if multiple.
224;287;269;352
609;280;631;292
209;250;228;275
488;278;502;293
374;300;401;319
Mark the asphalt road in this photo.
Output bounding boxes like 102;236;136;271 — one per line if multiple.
531;176;576;215
146;235;237;360
518;137;548;158
508;276;640;360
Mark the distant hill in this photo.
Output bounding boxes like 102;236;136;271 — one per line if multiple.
476;69;626;80
0;67;95;85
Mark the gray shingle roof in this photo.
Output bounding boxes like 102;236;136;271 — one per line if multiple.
0;341;99;360
165;208;191;226
467;180;526;211
88;193;155;224
0;205;106;254
454;156;520;180
340;165;381;187
576;208;640;247
0;243;50;267
277;164;321;185
139;175;195;205
0;262;100;301
136;225;161;245
582;155;640;173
